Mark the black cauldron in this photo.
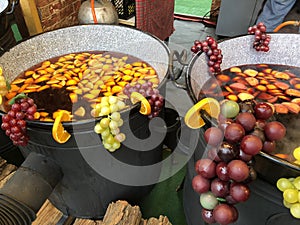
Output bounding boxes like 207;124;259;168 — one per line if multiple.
183;34;300;225
0;24;171;222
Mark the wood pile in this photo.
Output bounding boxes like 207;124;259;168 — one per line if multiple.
0;157;172;225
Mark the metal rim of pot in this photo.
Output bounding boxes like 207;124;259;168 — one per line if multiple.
0;24;170;131
184;33;300;177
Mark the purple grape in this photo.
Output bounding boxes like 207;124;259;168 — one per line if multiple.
192;175;210;194
240;135;263;156
264;121;286;141
227;160;250;182
195;158;216;179
230;182;250;202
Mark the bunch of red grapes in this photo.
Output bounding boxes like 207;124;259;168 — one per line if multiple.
1;97;37;146
123;81;164;118
191;36;223;74
192;100;286;224
248;22;271;52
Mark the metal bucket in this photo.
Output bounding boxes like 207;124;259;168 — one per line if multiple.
0;24;170;220
183;33;300;224
186;33;300;183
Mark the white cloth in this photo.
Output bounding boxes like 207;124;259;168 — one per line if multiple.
256;0;297;32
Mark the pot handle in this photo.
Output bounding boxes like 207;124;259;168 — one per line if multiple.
6;0;19;15
168;49;189;90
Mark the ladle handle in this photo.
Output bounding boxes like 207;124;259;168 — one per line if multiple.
168;49;189;90
6;0;19;15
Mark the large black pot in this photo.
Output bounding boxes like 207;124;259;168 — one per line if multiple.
183;34;300;225
0;24;170;221
186;33;300;184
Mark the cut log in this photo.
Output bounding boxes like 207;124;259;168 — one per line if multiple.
102;200;142;225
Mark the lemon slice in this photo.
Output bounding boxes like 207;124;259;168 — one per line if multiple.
0;95;2;105
130;92;151;115
52;110;71;144
184;97;220;129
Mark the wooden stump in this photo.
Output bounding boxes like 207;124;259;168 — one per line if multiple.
0;157;173;225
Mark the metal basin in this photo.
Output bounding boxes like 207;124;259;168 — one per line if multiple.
0;24;170;220
186;33;300;184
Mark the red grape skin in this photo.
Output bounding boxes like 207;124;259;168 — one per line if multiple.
207;147;222;162
204;127;224;147
262;140;276;153
217;141;239;163
224;123;245;143
227;160;250;182
195;158;216;179
211;178;229;197
240;135;263;155
192;175;210;194
213;203;236;225
235;112;256;132
239;149;253;162
254;102;273;120
216;162;230;181
201;208;216;224
264;121;286;141
230;182;251;202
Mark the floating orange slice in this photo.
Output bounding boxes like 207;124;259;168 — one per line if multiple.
184;97;220;129
52;110;71;144
130;92;151;115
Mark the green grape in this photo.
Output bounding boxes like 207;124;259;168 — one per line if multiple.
103;142;112;150
106;135;115;145
293;147;300;160
100;106;111;116
111;112;121;122
115;133;126;142
290;203;300;219
298;191;300;203
277;178;295;192
283;199;294;208
100;118;110;128
101;96;109;103
118;118;124;127
109;120;119;130
116;100;126;110
283;189;299;204
94;123;104;134
111;128;120;135
110;104;119;113
292;177;300;190
199;191;218;210
101;129;111;138
108;96;118;104
221;100;240;118
112;141;121;150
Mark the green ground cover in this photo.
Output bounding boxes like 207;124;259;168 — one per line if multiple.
174;0;212;17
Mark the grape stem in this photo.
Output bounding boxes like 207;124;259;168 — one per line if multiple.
8;93;27;105
216;197;226;202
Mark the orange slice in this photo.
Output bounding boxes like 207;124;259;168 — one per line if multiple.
130;92;151;115
52;110;71;144
184;97;220;129
74;106;86;117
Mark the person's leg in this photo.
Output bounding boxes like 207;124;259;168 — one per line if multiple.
256;0;297;32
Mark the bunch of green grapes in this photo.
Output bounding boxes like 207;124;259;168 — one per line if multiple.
93;96;127;152
276;175;300;219
293;147;300;166
0;67;8;96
